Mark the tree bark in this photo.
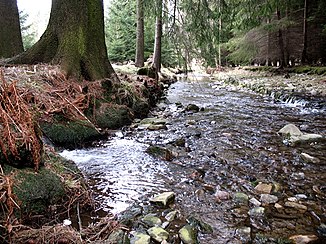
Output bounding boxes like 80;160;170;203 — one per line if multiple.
301;0;308;64
135;0;144;67
0;0;24;58
276;7;285;68
9;0;117;81
152;0;163;73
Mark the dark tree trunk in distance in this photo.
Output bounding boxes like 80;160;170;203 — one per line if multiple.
135;0;144;67
152;0;162;72
301;0;308;64
10;0;117;81
276;8;285;68
0;0;24;58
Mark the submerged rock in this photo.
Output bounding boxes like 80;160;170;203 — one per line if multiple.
255;183;272;194
179;224;198;244
234;192;249;204
300;153;321;164
142;214;162;227
149;192;175;206
284;201;307;213
147;227;169;242
185;104;200;112
289;234;318;244
249;207;265;217
130;231;150;244
260;194;278;205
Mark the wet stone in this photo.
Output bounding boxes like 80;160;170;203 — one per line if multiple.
249;207;265;217
179;224;198;244
130;231;150;244
215;189;231;202
234;192;249;204
284;201;307;213
165;210;178;222
291;133;323;144
255;183;272;194
236;227;251;243
105;229;129;244
260;194;278;205
278;124;303;137
150;192;175;207
301;152;321;164
142;214;162;227
249;197;261;206
289;234;318;244
147;227;169;242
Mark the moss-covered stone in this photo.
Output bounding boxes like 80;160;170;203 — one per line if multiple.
9;166;65;215
40;119;101;148
94;103;133;129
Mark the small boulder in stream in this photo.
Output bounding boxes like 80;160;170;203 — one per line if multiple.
289;234;318;244
300;153;321;164
185;104;200;112
147;227;169;242
278;124;323;144
150;192;175;207
130;231;151;244
179;224;198;244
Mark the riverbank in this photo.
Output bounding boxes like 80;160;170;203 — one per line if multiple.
210;66;326;109
0;63;176;243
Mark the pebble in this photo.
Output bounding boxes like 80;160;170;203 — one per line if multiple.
249;197;261;206
255;183;272;194
233;192;249;204
289;234;318;244
260;194;278;205
300;153;321;164
284;201;308;213
249;207;265;217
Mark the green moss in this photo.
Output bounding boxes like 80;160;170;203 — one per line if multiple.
41;119;101;148
13;167;65;214
94;103;132;129
290;66;326;75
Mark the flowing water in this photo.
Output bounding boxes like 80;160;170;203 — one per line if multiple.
61;77;326;243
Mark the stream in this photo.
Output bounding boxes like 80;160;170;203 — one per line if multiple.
61;76;325;243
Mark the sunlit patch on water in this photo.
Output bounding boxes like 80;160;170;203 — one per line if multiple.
60;138;169;214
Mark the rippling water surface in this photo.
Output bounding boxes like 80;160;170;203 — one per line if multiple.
60;77;325;242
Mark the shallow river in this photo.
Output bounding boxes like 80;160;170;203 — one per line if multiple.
61;77;325;243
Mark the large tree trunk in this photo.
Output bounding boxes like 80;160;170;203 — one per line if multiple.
152;0;163;73
10;0;117;81
135;0;144;67
0;0;24;58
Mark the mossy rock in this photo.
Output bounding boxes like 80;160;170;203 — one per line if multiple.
132;100;150;118
94;103;133;129
40;119;101;148
137;67;157;79
3;165;65;215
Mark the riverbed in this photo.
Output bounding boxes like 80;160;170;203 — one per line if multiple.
61;75;325;243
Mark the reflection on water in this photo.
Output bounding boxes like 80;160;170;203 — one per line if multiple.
61;138;169;213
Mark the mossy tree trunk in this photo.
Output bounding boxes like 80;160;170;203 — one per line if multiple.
0;0;24;58
10;0;117;81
